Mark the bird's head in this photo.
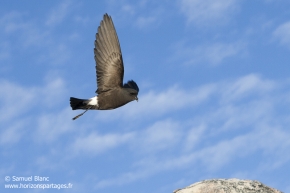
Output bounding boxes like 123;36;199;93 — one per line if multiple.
124;80;139;102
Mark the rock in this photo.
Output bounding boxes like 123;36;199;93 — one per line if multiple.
173;179;283;193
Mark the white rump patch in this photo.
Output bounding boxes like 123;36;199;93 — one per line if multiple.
88;96;98;106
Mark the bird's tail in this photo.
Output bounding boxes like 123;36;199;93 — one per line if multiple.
70;96;98;120
70;97;92;120
70;97;89;110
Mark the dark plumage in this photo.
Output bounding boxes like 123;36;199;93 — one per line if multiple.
70;13;139;120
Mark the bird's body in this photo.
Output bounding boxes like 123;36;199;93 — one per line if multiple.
70;13;139;120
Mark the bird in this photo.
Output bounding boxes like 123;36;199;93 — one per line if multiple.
70;13;139;120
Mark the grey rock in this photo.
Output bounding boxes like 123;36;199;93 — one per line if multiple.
174;179;283;193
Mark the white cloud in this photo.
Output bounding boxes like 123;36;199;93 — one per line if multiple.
92;74;290;187
72;131;134;155
37;43;71;66
0;42;11;61
95;83;216;121
171;40;246;66
273;21;290;47
1;70;289;190
195;74;278;133
136;16;156;29
105;0;164;30
94;74;280;125
45;0;72;26
121;4;135;15
95;168;152;188
0;11;51;48
0;11;27;33
72;120;180;156
0;10;75;67
74;15;90;25
0;76;69;143
40;77;67;107
183;124;206;152
0;120;27;145
35;107;76;142
201;125;290;171
0;80;37;122
220;74;275;102
205;42;246;65
136;119;182;153
180;0;239;26
130;123;290;176
0;11;64;66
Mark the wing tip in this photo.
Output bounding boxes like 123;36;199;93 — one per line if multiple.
103;13;111;20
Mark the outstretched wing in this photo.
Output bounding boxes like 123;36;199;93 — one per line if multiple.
94;13;124;94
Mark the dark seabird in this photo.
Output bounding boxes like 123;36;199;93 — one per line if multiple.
70;13;139;120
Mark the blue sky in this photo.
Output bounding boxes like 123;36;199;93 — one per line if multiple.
1;0;290;192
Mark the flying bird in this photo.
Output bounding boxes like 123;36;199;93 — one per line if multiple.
70;13;139;120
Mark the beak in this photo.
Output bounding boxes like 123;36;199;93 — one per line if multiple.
135;96;138;102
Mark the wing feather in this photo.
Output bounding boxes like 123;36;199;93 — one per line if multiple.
94;13;124;94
